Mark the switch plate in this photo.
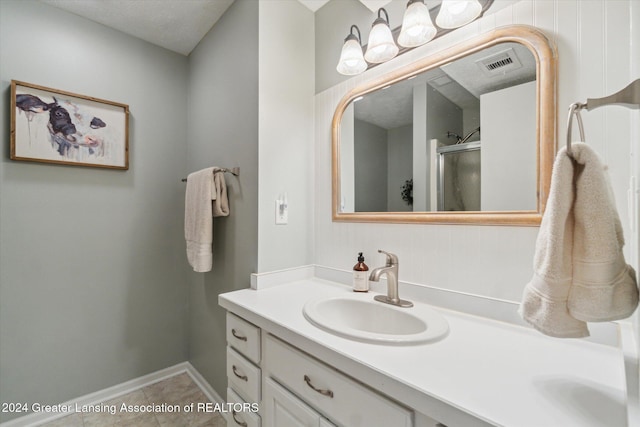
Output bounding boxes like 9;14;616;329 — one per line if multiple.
275;199;288;225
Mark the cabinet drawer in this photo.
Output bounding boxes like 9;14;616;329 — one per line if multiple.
263;377;337;427
227;347;261;403
227;387;261;427
264;335;413;427
227;312;261;363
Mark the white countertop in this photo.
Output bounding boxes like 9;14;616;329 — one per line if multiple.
219;278;628;427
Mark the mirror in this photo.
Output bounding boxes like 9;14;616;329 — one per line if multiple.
332;25;556;225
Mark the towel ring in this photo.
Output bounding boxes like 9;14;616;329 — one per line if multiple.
566;102;585;157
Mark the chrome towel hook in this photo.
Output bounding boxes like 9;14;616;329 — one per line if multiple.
566;102;585;157
565;79;640;158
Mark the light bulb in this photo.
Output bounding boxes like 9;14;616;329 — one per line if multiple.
398;0;437;48
337;26;367;76
436;0;482;29
364;9;399;64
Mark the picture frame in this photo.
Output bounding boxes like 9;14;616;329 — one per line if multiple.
10;80;129;170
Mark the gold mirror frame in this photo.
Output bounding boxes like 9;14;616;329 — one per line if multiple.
331;25;557;226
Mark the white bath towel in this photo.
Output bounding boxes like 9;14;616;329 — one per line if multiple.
519;143;638;338
184;167;230;272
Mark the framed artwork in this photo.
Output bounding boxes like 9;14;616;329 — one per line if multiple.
10;80;129;170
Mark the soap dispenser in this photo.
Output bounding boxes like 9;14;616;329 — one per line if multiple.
353;252;369;292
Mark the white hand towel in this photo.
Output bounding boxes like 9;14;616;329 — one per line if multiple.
519;143;638;338
567;143;638;322
519;145;589;338
184;167;230;273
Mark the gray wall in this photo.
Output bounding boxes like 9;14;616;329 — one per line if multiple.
353;121;412;212
354;119;387;212
426;85;462;144
186;0;259;397
387;125;413;212
0;1;189;422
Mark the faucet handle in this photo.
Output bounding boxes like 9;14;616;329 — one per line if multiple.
378;250;398;266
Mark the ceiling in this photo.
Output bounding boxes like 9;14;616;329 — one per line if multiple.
39;0;392;56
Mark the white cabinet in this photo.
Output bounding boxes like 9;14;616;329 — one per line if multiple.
263;334;413;427
227;347;261;403
228;387;262;427
225;311;415;427
263;378;337;427
227;312;261;363
226;313;262;427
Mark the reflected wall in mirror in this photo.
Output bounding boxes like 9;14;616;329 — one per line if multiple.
332;25;557;225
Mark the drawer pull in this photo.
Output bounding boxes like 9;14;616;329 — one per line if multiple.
231;328;248;342
232;410;248;427
232;365;248;382
304;375;334;398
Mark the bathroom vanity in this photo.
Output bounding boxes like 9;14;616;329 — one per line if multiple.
219;274;630;427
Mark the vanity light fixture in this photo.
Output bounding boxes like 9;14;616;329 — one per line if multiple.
398;0;437;48
364;8;398;64
336;25;368;75
336;0;492;76
436;0;483;29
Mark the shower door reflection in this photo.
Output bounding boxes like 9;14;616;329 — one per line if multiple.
437;141;481;211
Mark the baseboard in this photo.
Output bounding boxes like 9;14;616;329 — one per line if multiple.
183;363;224;405
0;362;222;427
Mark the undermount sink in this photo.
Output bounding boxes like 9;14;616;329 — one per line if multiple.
303;293;449;345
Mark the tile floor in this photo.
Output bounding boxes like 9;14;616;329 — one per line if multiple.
39;373;227;427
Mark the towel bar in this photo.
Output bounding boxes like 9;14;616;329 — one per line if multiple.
566;79;640;156
181;167;239;182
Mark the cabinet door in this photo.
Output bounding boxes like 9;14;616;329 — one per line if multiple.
263;378;333;427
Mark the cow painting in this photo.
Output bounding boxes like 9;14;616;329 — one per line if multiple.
11;81;128;169
16;94;108;159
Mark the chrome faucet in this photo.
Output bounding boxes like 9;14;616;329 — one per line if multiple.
369;250;413;308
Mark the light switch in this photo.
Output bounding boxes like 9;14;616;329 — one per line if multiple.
275;193;288;225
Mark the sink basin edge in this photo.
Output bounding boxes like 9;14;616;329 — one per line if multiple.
302;293;449;345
